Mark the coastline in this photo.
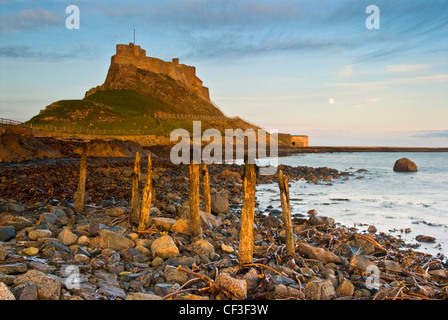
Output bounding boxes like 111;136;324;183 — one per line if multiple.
290;146;448;154
1;155;447;301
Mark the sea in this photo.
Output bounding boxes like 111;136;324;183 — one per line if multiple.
255;152;448;257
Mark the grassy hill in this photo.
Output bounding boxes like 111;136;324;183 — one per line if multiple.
28;89;258;137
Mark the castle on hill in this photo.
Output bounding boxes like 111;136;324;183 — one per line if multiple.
105;43;210;102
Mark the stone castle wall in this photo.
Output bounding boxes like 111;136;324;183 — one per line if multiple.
108;43;210;101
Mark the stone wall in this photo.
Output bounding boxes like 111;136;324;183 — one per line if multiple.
291;135;308;147
108;43;210;102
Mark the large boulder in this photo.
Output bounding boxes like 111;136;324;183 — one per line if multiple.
393;158;417;172
73;139;148;158
0;126;61;162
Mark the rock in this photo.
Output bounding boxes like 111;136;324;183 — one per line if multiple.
349;254;375;272
151;256;164;266
243;268;260;289
304;280;336;300
99;228;133;251
166;193;181;202
151;235;179;259
349;237;375;255
0;226;15;241
151;217;176;231
125;292;162;300
0;263;28;275
40;212;59;228
274;284;304;299
300;267;315;277
332;242;353;258
307;209;318;215
171;218;190;234
415;235;436;243
104;207;127;217
58;227;79;246
221;243;234;253
6;202;25;213
0;244;8;260
199;210;223;229
155;283;180;296
77;235;90;245
192;239;215;258
0;282;15;300
383;260;403;273
0;126;61;162
164;265;187;284
429;269;447;279
271;275;295;286
73;139;147;158
393;158;417;172
211;194;229;214
13;282;38;300
164;256;196;268
13;269;61;300
216;273;247;300
28;229;52;240
297;242;341;263
6;216;33;231
22;247;39;256
336;279;354;297
97;285;126;300
367;225;377;234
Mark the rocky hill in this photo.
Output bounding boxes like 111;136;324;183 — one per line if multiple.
28;43;259;137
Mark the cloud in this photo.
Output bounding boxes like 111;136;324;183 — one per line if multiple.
337;64;355;79
413;130;448;139
355;98;380;108
386;64;430;73
331;74;448;89
0;8;61;32
0;44;97;60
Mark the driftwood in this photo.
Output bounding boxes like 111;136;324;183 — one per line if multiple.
189;161;202;239
74;145;87;213
130;152;141;223
238;162;257;265
138;153;153;231
278;170;295;257
201;163;211;213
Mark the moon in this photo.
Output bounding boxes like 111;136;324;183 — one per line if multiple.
329;98;335;104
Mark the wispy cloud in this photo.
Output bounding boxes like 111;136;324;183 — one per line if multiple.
355;98;380;108
0;45;97;60
386;64;430;73
0;8;61;32
331;74;448;89
413;130;448;139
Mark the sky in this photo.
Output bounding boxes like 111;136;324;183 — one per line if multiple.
0;0;447;147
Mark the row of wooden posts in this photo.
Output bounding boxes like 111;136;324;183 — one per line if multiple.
73;147;295;265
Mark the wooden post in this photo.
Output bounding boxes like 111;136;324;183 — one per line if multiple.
189;160;202;239
238;161;257;265
139;153;153;231
278;170;295;257
74;145;88;213
131;152;141;224
201;163;211;213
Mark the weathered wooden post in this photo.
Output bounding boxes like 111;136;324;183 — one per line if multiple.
238;161;257;265
139;153;153;231
74;144;88;213
131;152;141;223
201;163;211;213
278;170;295;257
189;160;202;239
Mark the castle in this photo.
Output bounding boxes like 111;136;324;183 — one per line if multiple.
105;43;210;102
